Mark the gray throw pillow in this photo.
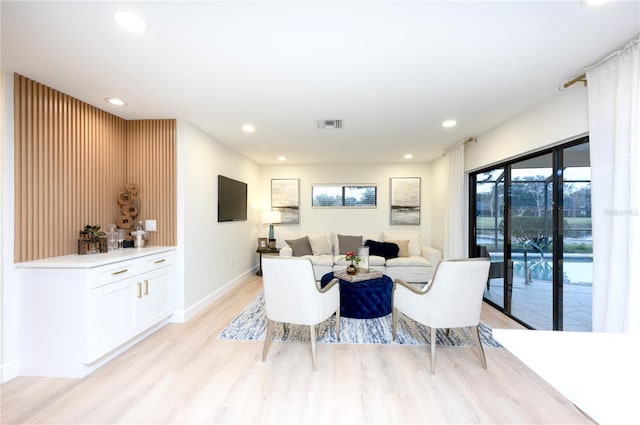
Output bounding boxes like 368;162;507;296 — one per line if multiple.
285;236;313;257
338;234;363;255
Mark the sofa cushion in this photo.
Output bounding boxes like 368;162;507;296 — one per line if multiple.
364;239;399;259
384;232;421;256
285;236;313;256
388;240;409;257
368;255;386;266
303;254;334;267
308;234;332;255
337;234;363;255
386;255;430;267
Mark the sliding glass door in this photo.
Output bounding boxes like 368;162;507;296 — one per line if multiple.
561;143;592;331
509;153;554;329
470;137;592;331
474;167;506;310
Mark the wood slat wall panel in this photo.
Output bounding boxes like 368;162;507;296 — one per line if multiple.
13;74;176;262
125;119;177;247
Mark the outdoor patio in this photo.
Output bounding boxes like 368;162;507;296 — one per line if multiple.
484;273;592;332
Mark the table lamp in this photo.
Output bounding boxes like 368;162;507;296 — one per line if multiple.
262;210;282;248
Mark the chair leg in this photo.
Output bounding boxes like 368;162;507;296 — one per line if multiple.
430;327;437;375
392;307;397;340
309;325;317;371
262;319;275;361
336;309;341;341
471;325;487;369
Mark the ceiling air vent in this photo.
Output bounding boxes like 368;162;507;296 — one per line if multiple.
316;119;343;129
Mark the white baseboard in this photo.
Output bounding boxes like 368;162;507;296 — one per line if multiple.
170;266;258;323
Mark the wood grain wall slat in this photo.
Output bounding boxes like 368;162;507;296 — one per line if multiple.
13;74;177;262
125;119;177;247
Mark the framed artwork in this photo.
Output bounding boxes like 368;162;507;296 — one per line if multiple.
257;237;268;250
271;179;300;224
390;177;421;225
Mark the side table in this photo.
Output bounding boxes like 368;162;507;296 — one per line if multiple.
256;247;280;276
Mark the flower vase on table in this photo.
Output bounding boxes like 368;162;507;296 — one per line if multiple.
343;250;360;275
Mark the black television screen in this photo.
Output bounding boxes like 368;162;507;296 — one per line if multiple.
218;175;248;222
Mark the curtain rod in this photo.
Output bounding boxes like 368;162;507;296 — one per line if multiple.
442;137;477;156
560;35;639;91
562;73;587;89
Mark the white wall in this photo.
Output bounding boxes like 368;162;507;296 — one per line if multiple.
258;162;435;248
1;71;20;382
175;121;261;320
465;87;589;172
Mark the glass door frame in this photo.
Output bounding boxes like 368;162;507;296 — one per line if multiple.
468;136;589;330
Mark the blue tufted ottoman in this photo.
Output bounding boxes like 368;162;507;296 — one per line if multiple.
320;272;393;319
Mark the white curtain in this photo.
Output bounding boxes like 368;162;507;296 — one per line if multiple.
443;142;466;259
587;35;640;333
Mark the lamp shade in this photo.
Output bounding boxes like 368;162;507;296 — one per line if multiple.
261;210;282;224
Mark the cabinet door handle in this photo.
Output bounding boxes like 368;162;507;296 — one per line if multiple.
112;269;129;276
137;282;142;298
153;259;166;264
144;279;149;295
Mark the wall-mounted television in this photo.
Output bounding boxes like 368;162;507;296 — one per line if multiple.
218;175;248;222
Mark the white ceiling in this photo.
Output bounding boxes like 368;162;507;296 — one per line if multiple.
2;1;639;165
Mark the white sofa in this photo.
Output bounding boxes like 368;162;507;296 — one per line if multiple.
278;231;442;283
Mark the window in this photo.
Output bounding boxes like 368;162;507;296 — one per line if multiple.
312;184;377;208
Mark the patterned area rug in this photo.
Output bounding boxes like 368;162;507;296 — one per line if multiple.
218;291;502;348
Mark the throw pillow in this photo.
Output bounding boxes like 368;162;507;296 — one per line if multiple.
389;240;409;257
384;232;421;256
338;234;363;255
285;236;313;257
364;239;399;259
309;234;332;255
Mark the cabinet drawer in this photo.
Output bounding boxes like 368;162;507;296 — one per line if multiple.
138;252;174;274
91;262;137;288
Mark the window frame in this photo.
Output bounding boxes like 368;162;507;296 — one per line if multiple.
311;183;378;208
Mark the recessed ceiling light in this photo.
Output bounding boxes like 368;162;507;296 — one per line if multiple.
104;97;127;106
442;119;457;128
113;10;147;33
278;156;286;161
242;124;255;133
404;154;413;159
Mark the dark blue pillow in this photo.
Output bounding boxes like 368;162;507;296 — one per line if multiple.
364;239;399;259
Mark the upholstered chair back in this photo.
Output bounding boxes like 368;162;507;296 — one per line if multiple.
397;258;490;329
262;256;339;326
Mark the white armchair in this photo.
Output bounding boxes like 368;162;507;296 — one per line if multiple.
392;258;491;374
261;256;340;371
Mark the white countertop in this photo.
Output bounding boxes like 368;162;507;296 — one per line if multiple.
15;246;176;269
493;328;640;425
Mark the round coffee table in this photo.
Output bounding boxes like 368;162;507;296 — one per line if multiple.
320;272;393;319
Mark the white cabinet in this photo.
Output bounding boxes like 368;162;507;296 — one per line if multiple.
17;247;176;377
136;266;172;332
87;276;138;363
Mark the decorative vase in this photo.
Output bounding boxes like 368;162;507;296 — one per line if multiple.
346;263;357;275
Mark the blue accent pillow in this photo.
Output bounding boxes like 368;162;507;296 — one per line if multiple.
364;239;399;259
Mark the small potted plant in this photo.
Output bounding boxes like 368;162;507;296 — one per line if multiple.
78;224;108;254
343;250;361;275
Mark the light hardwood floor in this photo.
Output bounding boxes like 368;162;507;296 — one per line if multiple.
2;275;593;424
